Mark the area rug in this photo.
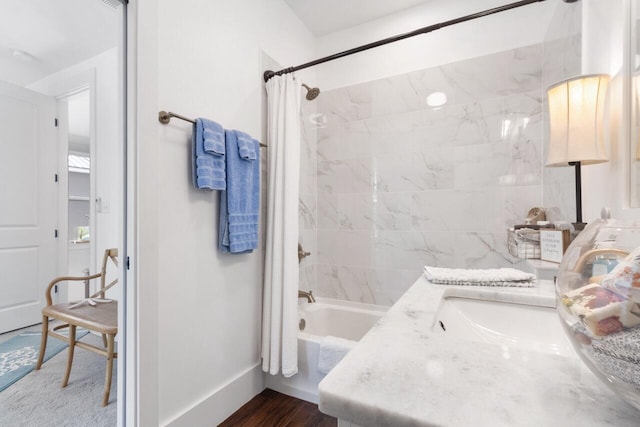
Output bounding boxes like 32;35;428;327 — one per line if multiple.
0;330;88;392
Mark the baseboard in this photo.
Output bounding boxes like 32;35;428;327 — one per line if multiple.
163;362;264;427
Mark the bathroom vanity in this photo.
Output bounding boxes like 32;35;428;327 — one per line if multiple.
318;276;640;426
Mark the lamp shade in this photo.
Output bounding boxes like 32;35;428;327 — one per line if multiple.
546;74;610;166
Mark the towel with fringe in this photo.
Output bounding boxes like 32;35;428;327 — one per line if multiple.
219;130;260;253
424;266;535;287
318;336;356;375
192;118;226;190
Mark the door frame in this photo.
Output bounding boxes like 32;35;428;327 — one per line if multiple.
54;81;96;305
32;70;97;303
122;1;134;426
56;96;69;305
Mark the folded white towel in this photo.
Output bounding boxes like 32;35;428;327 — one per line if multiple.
318;336;356;375
424;266;535;287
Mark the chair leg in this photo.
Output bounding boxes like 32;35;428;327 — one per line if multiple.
103;334;115;406
62;324;77;388
35;316;49;370
102;333;107;348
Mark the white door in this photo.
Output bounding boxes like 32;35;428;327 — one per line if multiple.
0;80;58;333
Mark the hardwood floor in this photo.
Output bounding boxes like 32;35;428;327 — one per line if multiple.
219;389;337;427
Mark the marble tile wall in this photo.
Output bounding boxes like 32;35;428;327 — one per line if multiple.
299;91;319;294
298;39;580;306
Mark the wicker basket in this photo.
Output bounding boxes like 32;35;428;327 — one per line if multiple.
508;228;541;259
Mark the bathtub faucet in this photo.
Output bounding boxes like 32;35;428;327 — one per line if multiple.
298;290;316;303
298;242;311;263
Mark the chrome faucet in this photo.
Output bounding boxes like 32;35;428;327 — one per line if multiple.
298;290;316;303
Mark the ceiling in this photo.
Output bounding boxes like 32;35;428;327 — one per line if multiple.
1;0;433;86
284;0;434;36
0;0;121;87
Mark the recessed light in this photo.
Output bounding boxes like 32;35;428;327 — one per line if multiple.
426;91;447;108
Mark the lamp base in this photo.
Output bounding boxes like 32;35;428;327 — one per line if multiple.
572;222;587;231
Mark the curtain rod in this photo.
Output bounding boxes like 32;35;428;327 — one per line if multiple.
264;0;547;82
158;111;267;147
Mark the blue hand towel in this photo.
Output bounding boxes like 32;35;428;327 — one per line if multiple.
235;130;257;160
202;119;225;156
219;130;260;253
192;118;225;190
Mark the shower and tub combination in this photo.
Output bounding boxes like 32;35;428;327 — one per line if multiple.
265;242;388;402
265;296;387;403
263;0;540;396
262;0;579;405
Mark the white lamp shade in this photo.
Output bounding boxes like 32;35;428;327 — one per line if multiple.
546;74;610;166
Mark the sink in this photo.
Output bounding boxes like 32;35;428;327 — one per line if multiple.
432;290;575;357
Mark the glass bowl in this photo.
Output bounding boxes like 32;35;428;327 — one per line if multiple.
557;218;640;410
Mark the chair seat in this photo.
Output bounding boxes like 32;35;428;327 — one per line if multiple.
43;301;118;335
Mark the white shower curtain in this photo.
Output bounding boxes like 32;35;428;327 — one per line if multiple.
262;74;301;377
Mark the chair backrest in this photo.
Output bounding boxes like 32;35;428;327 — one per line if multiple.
96;248;118;299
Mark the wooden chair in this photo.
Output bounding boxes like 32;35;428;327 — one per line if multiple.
36;248;119;406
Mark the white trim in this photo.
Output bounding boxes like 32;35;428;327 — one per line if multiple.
116;2;129;426
613;0;640;218
624;0;640;214
56;99;69;305
162;363;264;427
124;1;143;425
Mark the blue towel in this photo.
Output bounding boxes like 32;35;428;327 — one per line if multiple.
202;119;225;156
219;130;260;253
192;118;225;190
235;130;257;160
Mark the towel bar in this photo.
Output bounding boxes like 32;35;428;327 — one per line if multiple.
158;110;267;148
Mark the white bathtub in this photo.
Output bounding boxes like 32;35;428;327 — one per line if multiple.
265;297;387;403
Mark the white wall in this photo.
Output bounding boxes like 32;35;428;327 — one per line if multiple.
133;1;315;425
131;2;160;424
580;0;640;221
315;0;559;90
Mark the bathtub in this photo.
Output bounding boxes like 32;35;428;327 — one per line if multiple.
265;297;387;403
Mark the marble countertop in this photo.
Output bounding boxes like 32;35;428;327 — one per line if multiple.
318;276;640;426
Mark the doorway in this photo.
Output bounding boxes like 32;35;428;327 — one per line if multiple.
66;90;95;303
0;0;126;424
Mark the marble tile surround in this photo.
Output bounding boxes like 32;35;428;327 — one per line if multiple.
299;40;579;306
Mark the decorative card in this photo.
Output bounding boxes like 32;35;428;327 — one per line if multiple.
540;229;570;263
